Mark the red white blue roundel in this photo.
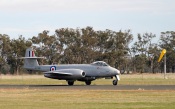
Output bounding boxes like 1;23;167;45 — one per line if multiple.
50;66;56;71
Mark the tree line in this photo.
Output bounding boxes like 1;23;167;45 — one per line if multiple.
0;27;174;74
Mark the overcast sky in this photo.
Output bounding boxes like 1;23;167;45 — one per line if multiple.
0;0;175;41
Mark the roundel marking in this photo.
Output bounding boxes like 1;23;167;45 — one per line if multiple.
50;66;56;71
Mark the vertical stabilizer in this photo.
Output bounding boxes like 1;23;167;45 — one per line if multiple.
24;48;39;69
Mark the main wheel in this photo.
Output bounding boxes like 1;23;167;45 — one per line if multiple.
112;80;118;85
85;81;91;85
67;81;74;86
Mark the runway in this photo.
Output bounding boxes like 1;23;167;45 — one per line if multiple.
0;85;175;90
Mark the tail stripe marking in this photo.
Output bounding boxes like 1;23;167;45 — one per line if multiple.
32;51;34;57
29;51;30;57
29;51;34;57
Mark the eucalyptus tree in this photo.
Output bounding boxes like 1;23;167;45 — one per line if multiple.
31;30;62;65
55;28;80;64
0;34;11;74
80;27;99;63
131;33;156;73
7;35;32;74
98;29;133;69
55;27;99;64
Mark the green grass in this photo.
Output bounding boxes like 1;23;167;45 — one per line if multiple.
0;89;175;109
0;73;175;109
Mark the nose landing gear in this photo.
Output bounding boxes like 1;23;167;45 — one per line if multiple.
112;75;120;85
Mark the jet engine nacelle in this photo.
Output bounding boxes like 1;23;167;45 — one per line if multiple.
44;69;86;80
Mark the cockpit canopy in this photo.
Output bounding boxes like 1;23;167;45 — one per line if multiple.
91;61;109;66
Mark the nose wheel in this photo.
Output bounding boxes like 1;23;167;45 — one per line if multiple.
112;80;118;85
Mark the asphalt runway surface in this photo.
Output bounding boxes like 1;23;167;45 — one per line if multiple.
0;85;175;90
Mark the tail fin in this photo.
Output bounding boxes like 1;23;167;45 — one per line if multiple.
22;48;44;69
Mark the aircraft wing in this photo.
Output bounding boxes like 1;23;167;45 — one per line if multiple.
44;69;86;78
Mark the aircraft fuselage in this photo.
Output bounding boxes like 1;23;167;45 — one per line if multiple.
28;64;118;80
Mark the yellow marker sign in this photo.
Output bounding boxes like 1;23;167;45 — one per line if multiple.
158;49;166;62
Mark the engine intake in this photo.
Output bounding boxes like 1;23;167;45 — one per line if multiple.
82;72;86;77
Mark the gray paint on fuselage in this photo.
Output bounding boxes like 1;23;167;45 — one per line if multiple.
33;64;116;77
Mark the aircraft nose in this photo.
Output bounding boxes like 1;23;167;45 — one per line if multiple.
115;69;120;75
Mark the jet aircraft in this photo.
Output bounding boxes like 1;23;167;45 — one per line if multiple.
22;48;120;85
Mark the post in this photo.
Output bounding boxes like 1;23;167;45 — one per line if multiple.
164;53;166;79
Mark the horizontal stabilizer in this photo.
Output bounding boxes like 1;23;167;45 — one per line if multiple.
20;57;45;59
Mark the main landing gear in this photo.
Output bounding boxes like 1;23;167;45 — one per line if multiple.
67;81;74;86
85;81;91;85
67;80;92;85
